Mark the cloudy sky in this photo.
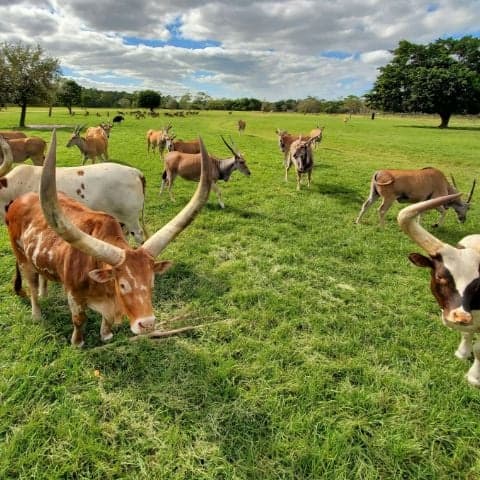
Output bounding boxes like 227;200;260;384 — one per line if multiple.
0;0;478;101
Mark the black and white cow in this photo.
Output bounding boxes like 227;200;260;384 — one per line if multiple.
398;194;480;387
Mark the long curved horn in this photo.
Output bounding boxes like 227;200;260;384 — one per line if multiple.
397;194;461;256
450;174;458;190
40;130;125;266
467;179;476;203
221;135;236;156
142;137;212;257
0;136;14;177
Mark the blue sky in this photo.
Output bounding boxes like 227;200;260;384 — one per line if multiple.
0;0;478;100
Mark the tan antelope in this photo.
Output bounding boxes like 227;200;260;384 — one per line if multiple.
146;125;172;157
309;125;324;149
6;131;212;346
67;124;108;164
237;119;246;133
286;136;315;190
276;129;312;166
166;135;201;154
355;168;475;227
0;131;27;140
0;135;46;167
161;136;251;208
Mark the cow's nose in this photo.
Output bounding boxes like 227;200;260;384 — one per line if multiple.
131;316;156;334
452;310;473;325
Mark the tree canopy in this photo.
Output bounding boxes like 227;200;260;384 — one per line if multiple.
137;90;161;111
57;79;82;115
0;42;60;127
365;36;480;128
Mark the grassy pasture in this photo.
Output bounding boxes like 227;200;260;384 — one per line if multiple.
1;107;480;479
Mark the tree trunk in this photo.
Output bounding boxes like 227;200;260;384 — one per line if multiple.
438;112;451;128
19;102;27;128
48;105;52;117
68;105;72;115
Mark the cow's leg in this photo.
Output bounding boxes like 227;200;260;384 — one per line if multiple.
456;332;474;360
466;341;480;387
378;197;395;227
100;316;114;342
23;264;41;320
38;275;48;298
67;292;87;347
212;183;225;209
355;190;380;224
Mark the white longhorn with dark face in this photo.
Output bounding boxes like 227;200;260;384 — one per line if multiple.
398;194;480;386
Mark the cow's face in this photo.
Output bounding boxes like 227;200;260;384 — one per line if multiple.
88;249;173;334
409;248;480;329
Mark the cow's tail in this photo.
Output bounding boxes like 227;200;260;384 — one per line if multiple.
14;261;26;297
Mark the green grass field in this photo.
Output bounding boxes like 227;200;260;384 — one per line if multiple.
1;107;480;479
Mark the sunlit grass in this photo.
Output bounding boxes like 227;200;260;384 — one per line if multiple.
1;107;480;478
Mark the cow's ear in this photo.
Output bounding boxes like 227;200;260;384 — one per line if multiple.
408;253;434;269
89;268;114;283
154;260;173;275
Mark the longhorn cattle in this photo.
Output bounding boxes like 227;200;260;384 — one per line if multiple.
398;195;480;387
146;125;172;157
286;136;315;190
237;119;246;133
0;136;146;243
0;131;27;140
166;136;201;154
161;136;250;208
0;135;46;168
5;131;212;346
67;125;108;164
355;168;475;227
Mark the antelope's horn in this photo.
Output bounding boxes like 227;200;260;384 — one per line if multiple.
397;194;460;256
40;130;125;266
142;137;212;257
467;179;476;203
450;174;458;189
221;135;236;156
0;136;14;177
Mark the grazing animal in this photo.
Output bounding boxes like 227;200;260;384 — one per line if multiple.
5;131;212;346
286;136;315;190
275;129;312;166
355;168;475;227
112;115;124;124
86;123;112;140
0;131;27;140
398;195;480;387
161;136;250;208
67;125;108;164
146;125;172;157
237;119;246;133
166;136;201;154
0;136;146;243
309;126;324;149
0;136;46;170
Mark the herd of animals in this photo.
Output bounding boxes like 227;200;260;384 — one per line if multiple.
0;118;479;388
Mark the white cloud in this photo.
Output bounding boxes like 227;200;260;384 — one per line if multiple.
0;0;478;100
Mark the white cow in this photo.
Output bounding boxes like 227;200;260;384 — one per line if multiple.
0;136;146;243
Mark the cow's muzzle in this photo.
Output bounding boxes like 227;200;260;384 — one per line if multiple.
131;316;156;334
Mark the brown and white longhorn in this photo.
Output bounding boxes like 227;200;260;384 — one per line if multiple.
398;195;480;387
6;130;212;346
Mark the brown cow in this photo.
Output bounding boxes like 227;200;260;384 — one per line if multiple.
6;131;212;346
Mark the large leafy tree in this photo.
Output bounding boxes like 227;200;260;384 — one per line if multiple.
137;90;161;111
366;36;480;128
57;79;82;115
0;42;60;127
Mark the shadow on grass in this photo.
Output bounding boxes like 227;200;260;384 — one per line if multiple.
315;182;364;205
395;125;480;132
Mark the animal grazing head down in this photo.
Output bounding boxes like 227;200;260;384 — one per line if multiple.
448;175;476;223
398;194;480;327
40;130;212;335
